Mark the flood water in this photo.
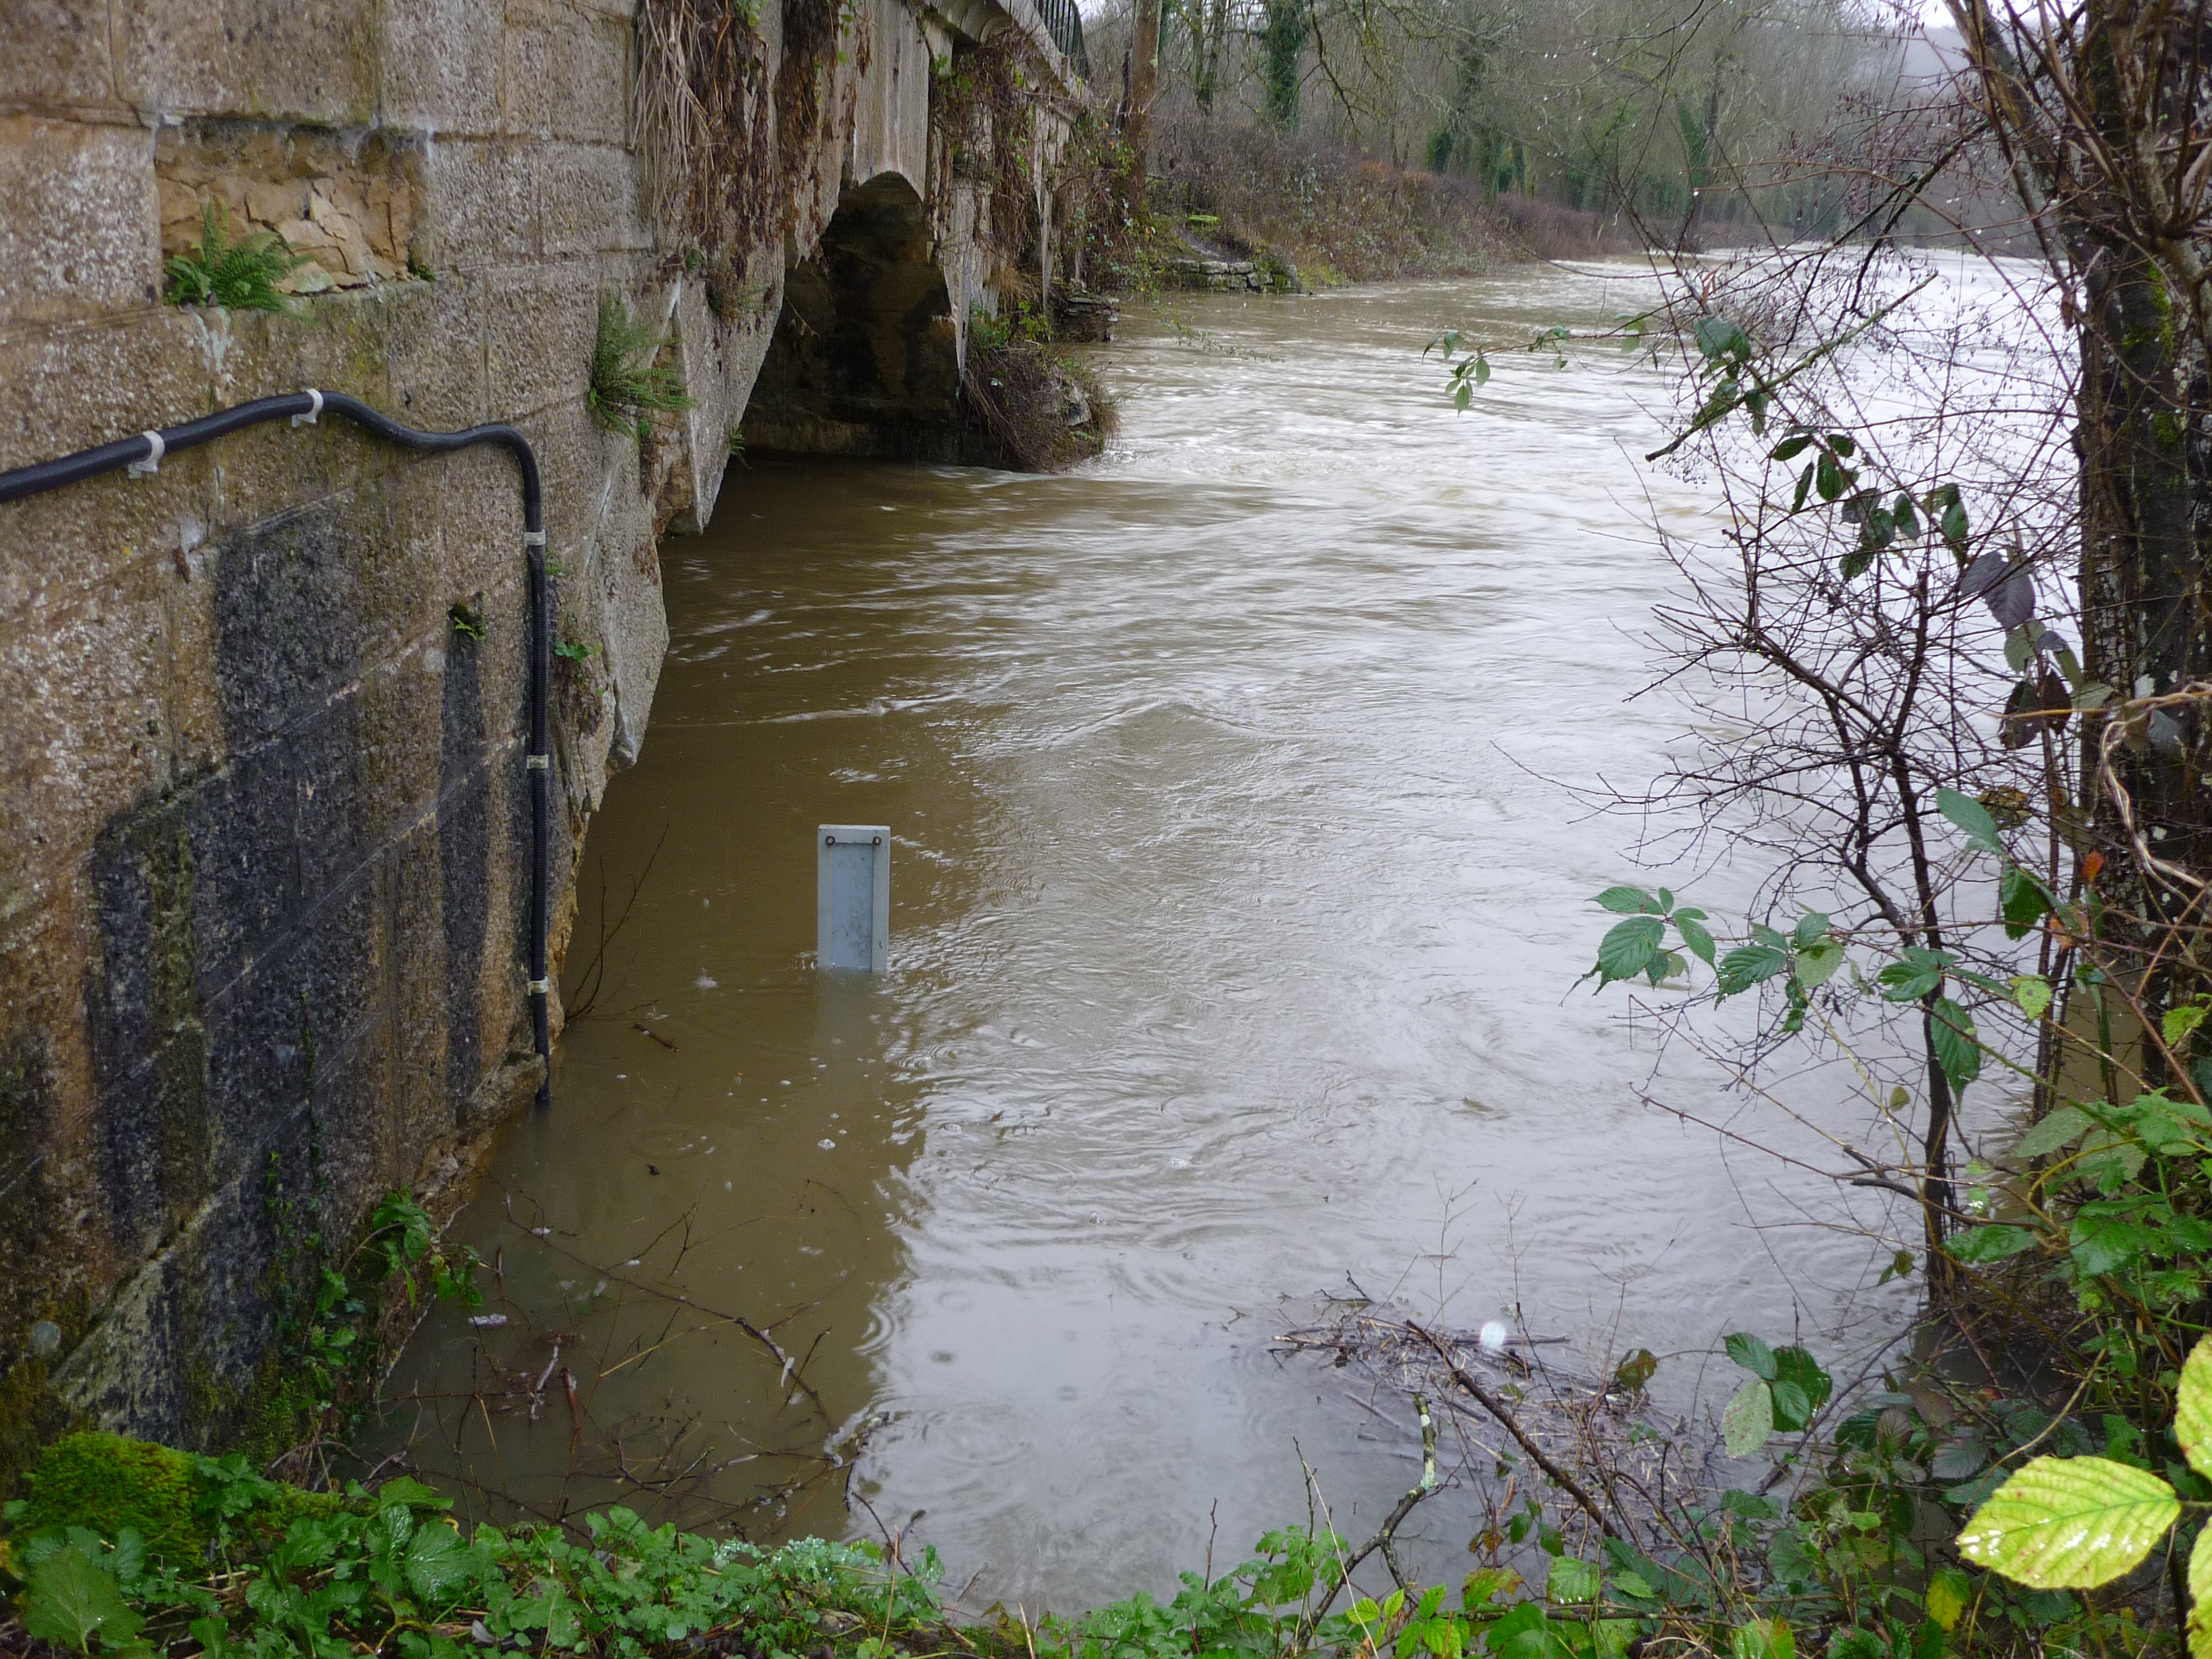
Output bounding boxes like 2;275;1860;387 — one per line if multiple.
380;264;1919;1607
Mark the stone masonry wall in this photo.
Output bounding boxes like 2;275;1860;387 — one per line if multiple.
0;0;1058;1484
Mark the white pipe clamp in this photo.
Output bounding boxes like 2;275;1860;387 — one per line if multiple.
127;431;165;477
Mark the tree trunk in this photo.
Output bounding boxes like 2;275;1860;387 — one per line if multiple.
1126;0;1161;186
1954;0;2212;1067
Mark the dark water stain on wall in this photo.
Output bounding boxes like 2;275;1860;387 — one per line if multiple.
440;626;489;1110
70;494;407;1448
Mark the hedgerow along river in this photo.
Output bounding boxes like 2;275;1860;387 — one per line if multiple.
377;264;1914;1607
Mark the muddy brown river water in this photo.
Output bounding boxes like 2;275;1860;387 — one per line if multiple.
378;264;1920;1607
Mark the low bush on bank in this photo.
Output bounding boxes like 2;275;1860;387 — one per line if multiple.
1143;114;1639;285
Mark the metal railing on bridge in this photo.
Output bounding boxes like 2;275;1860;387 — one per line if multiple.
1033;0;1088;78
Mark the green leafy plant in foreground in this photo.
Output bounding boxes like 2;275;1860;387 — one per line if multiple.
163;201;308;313
1954;1334;2212;1611
5;1451;955;1659
588;293;695;441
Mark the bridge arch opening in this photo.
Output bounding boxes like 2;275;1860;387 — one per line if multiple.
741;172;965;462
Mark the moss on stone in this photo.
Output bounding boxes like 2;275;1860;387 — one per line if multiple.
17;1432;207;1561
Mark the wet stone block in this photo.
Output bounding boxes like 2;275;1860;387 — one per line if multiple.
201;871;378;1161
212;497;366;749
183;739;304;996
87;790;215;1262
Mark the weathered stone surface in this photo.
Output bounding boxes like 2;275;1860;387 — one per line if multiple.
113;0;381;125
422;140;541;269
0;119;160;325
378;0;503;136
0;0;1080;1492
0;0;120;113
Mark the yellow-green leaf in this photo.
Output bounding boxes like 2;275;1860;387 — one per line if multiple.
2189;1521;2212;1659
1732;1618;1795;1659
2177;1336;2212;1479
2166;1002;2210;1049
2011;975;2052;1021
1723;1378;1774;1457
1957;1456;2179;1587
1925;1567;1971;1631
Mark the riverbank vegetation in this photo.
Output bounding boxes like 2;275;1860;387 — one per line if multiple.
1076;0;1949;286
1414;0;2212;1654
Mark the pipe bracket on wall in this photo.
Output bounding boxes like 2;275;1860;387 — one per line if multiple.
0;389;557;1107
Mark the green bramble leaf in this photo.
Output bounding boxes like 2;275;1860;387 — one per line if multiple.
1717;945;1789;998
2165;1002;2211;1050
1593;916;1664;987
1816;452;1853;501
1926;1568;1972;1632
1675;912;1716;966
1936;787;2003;854
1733;1618;1795;1659
1612;1349;1658;1393
2015;1106;2089;1159
1547;1557;1600;1604
1694;316;1753;362
1773;1346;1832;1414
2011;974;2053;1021
1942;498;1970;550
1878;947;1952;1002
1931;997;1980;1092
1770;434;1814;462
2001;866;2052;937
1769;1380;1811;1431
1946;1225;2037;1264
1723;1378;1774;1456
2188;1521;2212;1659
1793;938;1845;989
1595;886;1661;915
2175;1336;2212;1481
1960;1456;2179;1587
1724;1332;1778;1380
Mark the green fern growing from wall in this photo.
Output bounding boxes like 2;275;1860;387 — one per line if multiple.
588;293;696;441
163;201;307;312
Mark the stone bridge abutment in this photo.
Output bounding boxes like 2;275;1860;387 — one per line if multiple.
0;0;1082;1482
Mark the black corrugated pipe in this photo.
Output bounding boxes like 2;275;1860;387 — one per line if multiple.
0;390;556;1106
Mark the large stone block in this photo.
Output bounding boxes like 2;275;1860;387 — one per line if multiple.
0;556;184;900
352;642;449;843
482;262;599;424
0;0;121;116
380;278;495;431
380;0;503;136
0;307;223;483
422;140;540;270
207;494;370;749
539;145;649;258
113;0;380;125
543;6;631;146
